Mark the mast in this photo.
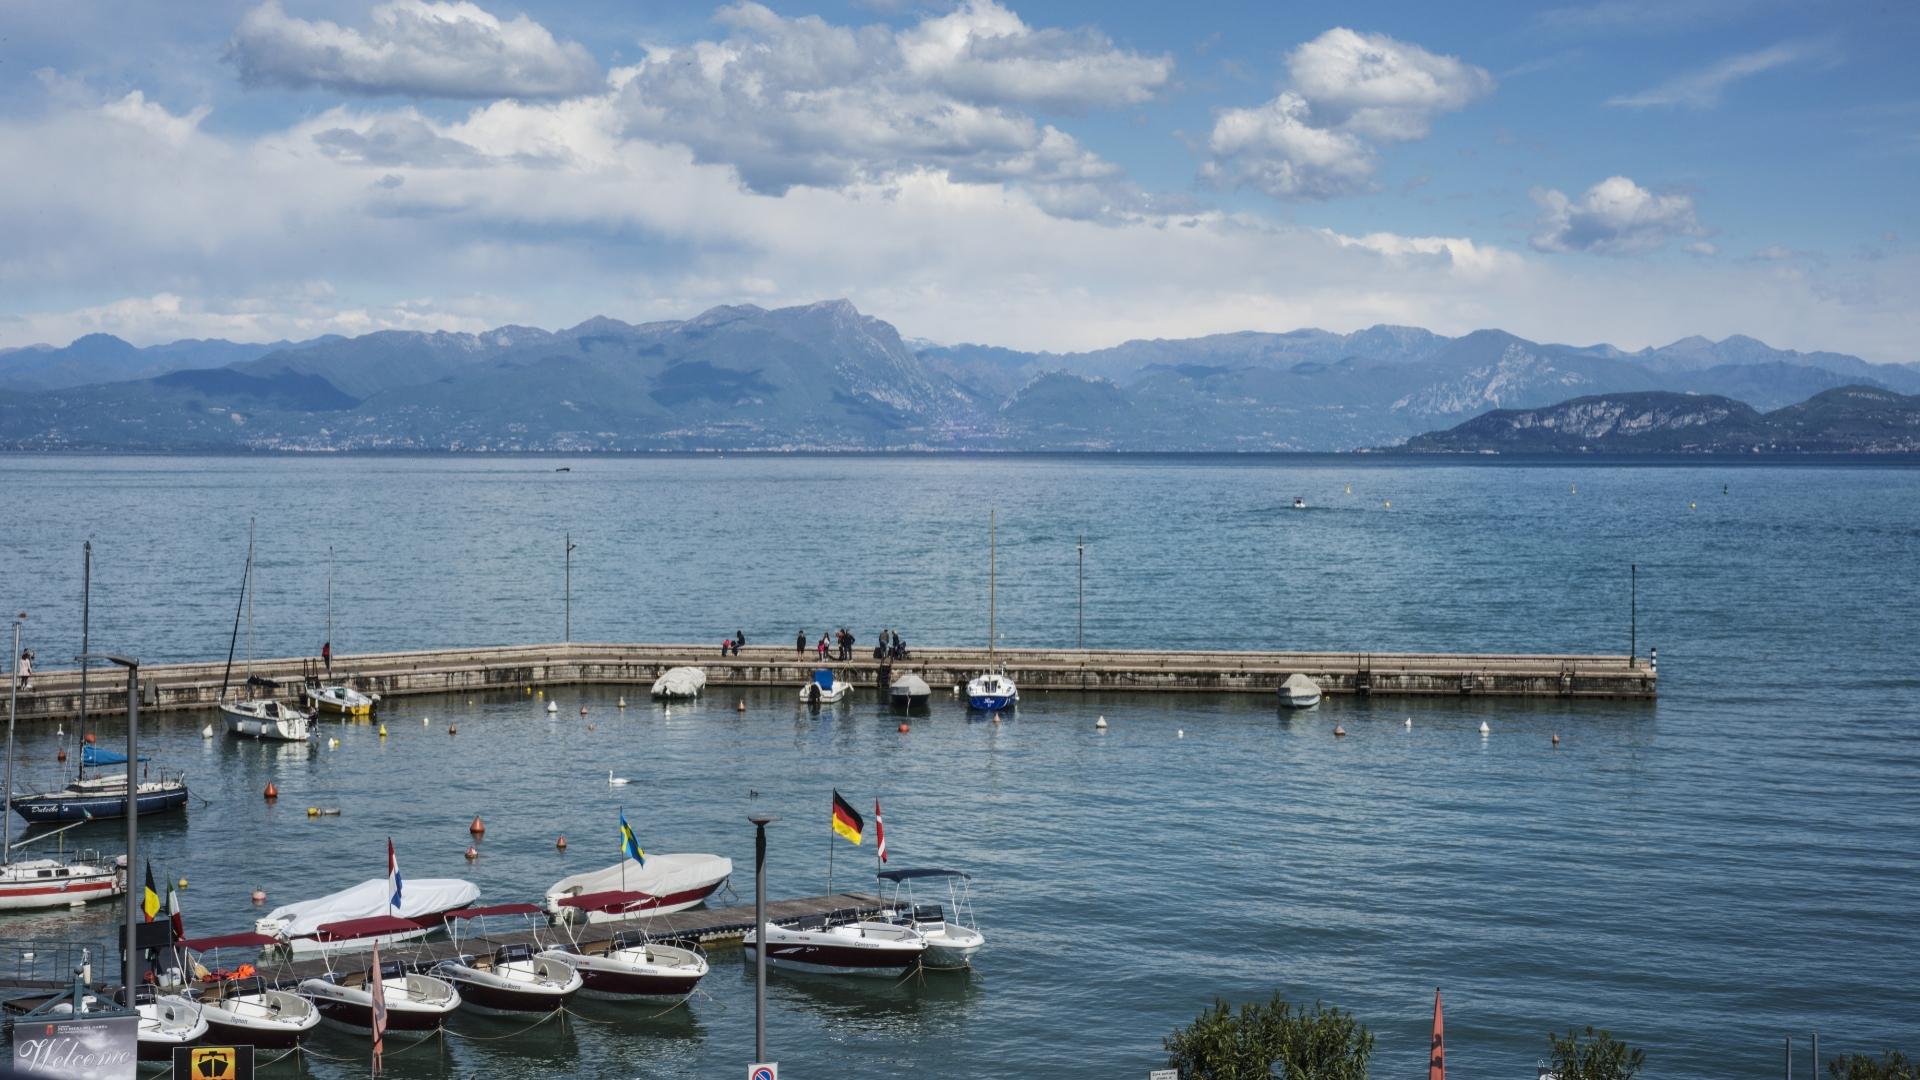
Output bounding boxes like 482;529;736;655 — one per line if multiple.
78;542;90;778
325;545;333;660
219;521;252;704
988;509;997;660
5;619;19;866
245;518;255;682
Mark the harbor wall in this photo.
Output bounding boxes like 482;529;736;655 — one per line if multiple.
6;643;1655;722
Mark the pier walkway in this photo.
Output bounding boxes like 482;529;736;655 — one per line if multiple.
8;642;1655;722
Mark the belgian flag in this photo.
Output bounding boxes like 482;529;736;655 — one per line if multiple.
141;861;160;922
830;790;864;845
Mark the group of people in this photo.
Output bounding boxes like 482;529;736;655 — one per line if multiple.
719;629;748;657
789;627;909;662
873;628;908;661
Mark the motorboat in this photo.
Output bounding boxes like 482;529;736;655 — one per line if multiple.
537;930;708;999
431;904;582;1014
650;667;707;699
190;974;320;1048
1293;496;1307;509
50;987;209;1063
257;876;480;955
887;674;931;711
301;956;462;1031
9;746;189;823
0;851;124;910
965;670;1017;712
743;914;927;976
545;852;732;924
1278;673;1322;709
878;868;986;969
303;681;376;717
222;683;314;742
801;668;851;706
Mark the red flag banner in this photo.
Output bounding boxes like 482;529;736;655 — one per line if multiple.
875;800;888;863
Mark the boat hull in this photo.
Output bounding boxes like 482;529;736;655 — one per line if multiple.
304;980;459;1032
744;941;923;975
199;1014;310;1050
1278;693;1321;709
967;694;1014;711
0;863;123;910
10;784;189;823
434;961;580;1015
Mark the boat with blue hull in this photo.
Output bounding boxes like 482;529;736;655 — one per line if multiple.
8;745;189;824
965;509;1019;712
966;671;1017;712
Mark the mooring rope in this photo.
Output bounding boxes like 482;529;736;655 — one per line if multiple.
441;1007;564;1041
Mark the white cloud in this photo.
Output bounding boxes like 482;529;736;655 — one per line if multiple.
1530;175;1705;254
1607;39;1829;109
228;0;601;99
896;0;1172;110
1202;28;1492;200
99;91;212;145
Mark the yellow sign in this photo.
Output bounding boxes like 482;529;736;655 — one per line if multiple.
171;1045;254;1080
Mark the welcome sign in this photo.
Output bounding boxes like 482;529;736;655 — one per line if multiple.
11;1013;137;1079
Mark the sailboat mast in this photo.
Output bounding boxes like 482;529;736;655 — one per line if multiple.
5;620;18;866
78;542;90;777
325;545;333;657
988;509;997;660
246;518;255;682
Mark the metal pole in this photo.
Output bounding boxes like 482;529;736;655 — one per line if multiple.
1630;563;1637;665
1077;534;1084;650
565;533;575;643
80;545;90;769
4;619;18;866
123;659;139;997
1811;1033;1818;1077
1784;1036;1792;1080
749;813;775;1064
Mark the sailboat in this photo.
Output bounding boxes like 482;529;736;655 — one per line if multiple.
219;520;314;742
965;509;1018;711
301;547;376;717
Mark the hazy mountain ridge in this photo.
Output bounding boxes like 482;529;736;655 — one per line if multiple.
2;300;1917;451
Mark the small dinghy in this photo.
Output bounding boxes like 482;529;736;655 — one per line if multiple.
801;668;851;705
302;955;462;1031
538;930;708;999
191;974;320;1048
878;868;986;969
546;852;732;924
431;905;581;1014
650;667;707;699
1278;673;1322;709
744;914;926;976
887;674;931;711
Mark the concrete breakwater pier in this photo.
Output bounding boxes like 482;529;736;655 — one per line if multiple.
10;642;1655;721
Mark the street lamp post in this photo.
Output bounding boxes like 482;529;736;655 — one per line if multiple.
565;533;577;643
748;812;776;1064
1077;534;1084;649
76;652;140;998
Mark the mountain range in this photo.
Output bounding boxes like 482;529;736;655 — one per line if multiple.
3;299;1917;451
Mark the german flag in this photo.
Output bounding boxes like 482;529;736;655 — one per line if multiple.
830;790;864;845
142;861;160;922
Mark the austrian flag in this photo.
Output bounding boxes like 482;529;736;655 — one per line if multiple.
876;799;888;863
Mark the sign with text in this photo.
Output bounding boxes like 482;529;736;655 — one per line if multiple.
12;1013;138;1080
172;1045;256;1080
1149;1071;1179;1080
749;1064;778;1080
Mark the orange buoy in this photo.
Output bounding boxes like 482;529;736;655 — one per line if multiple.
251;889;267;904
464;846;478;861
898;723;910;733
1333;725;1347;738
263;782;278;801
83;732;96;745
56;748;67;762
555;836;567;850
469;815;485;836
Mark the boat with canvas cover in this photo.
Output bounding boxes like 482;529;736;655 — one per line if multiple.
1278;673;1322;709
877;868;986;969
9;746;189;824
430;904;582;1014
545;852;732;924
887;674;931;711
257;876;480;955
743;913;926;976
537;928;708;999
300;954;462;1031
800;668;851;705
650;667;707;699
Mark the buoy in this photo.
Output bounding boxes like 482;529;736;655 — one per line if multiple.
1552;733;1561;745
1571;482;1577;494
1384;499;1391;508
465;846;478;861
898;723;910;733
470;815;485;837
251;889;267;904
201;724;214;739
737;700;746;712
378;724;387;738
664;707;672;718
447;724;457;736
1405;717;1413;729
1334;725;1347;737
587;722;596;731
536;689;544;697
327;737;339;749
422;717;429;725
84;733;96;745
547;701;558;714
1479;721;1491;734
1177;729;1184;738
307;806;319;817
1095;716;1108;730
526;687;531;695
56;748;66;762
1690;501;1697;510
618;697;627;709
556;836;567;850
263;782;278;801
991;713;1001;725
178;878;188;889
579;706;588;716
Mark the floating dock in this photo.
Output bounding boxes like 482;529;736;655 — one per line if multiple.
8;642;1655;722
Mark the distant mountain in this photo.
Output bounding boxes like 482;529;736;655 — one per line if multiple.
1404;385;1920;453
1;303;1916;451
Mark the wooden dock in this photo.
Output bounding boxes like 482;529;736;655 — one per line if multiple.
7;642;1655;722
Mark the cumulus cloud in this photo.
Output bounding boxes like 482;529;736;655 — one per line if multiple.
612;1;1158;202
1202;28;1492;200
100;91;212;145
1607;39;1831;109
1530;175;1705;254
311;112;490;167
228;0;601;99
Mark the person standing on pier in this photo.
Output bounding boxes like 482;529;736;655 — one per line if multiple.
796;629;807;655
817;632;830;660
735;629;746;652
17;648;30;690
321;640;332;675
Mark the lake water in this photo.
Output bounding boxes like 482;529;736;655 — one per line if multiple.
2;454;1917;1078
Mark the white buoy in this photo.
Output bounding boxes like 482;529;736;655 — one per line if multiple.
1176;729;1184;738
617;697;627;708
1404;717;1412;729
546;701;558;714
1479;721;1490;734
1095;716;1108;729
201;724;214;738
422;717;430;725
327;737;339;749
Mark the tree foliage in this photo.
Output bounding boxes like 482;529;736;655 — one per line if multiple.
1545;1025;1647;1080
1828;1051;1918;1080
1163;992;1373;1080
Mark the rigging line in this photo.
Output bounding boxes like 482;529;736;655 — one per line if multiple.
441;1008;564;1041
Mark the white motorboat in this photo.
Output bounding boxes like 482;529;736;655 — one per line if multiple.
191;975;320;1048
743;915;926;976
257;875;480;955
1278;672;1322;709
301;956;462;1031
878;868;986;969
537;930;708;999
650;667;707;699
801;668;851;705
55;987;209;1063
431;904;582;1014
303;682;376;716
546;852;732;924
887;673;931;711
1293;496;1307;509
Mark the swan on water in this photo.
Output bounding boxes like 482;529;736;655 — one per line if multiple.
608;770;630;786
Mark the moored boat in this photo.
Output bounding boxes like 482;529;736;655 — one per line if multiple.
801;668;851;705
0;853;124;911
966;510;1018;712
537;930;708;1000
257;875;480;955
1278;672;1322;709
431;904;582;1014
887;674;931;711
8;746;189;824
743;914;926;976
545;852;732;924
965;670;1017;712
650;667;707;699
878;868;986;969
301;956;462;1031
190;974;320;1049
218;520;314;742
303;681;377;717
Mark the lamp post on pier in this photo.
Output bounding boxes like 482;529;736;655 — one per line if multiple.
564;532;577;643
748;811;776;1065
74;651;140;998
1077;534;1084;650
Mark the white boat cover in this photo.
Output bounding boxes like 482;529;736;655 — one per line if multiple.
889;674;930;698
650;667;707;698
257;877;480;938
1280;673;1321;696
545;853;732;911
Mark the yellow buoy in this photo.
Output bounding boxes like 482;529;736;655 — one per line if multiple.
177;878;188;889
307;807;319;817
378;724;387;738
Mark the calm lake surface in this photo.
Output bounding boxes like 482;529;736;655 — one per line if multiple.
2;454;1917;1078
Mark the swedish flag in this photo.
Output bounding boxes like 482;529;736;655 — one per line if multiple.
618;809;645;867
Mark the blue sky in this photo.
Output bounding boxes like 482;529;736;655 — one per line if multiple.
2;0;1915;360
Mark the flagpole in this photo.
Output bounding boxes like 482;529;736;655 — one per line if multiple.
621;807;627;894
827;817;835;899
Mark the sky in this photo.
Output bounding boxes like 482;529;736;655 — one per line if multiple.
1;0;1916;361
